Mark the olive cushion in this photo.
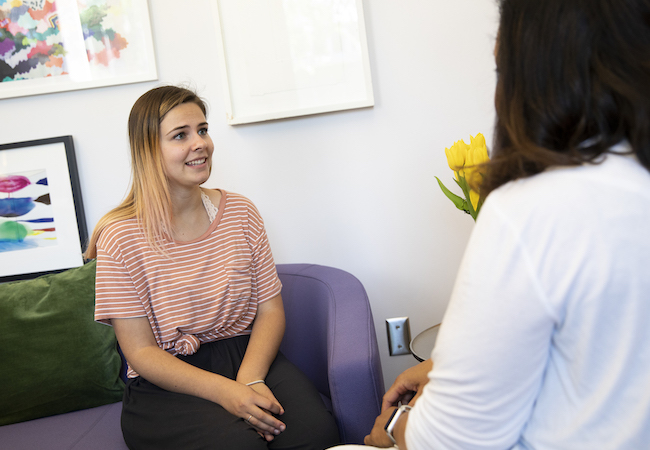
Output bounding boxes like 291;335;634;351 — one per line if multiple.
0;261;124;426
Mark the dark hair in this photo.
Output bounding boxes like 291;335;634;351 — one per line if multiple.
481;0;650;196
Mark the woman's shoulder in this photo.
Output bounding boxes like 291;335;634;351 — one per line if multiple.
480;151;650;237
492;151;649;203
103;217;140;233
215;190;266;229
218;190;260;211
98;218;141;247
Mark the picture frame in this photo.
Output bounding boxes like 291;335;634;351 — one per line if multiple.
0;0;157;100
213;0;374;125
0;136;88;282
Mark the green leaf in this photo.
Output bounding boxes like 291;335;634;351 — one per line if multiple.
435;176;468;212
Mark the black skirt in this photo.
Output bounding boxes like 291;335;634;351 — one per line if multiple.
121;335;340;450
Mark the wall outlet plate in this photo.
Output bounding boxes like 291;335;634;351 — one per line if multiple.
386;317;412;356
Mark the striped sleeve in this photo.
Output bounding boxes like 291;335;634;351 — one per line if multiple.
240;196;282;304
94;222;147;325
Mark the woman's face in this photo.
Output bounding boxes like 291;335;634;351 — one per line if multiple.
159;102;214;192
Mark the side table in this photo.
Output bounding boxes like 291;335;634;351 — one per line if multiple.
409;323;440;362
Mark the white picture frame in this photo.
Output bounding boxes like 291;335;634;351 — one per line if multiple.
213;0;374;125
0;136;87;281
0;0;157;100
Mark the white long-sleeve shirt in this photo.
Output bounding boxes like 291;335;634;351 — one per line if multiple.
407;147;650;449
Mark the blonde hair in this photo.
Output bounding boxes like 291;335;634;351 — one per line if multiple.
84;85;208;259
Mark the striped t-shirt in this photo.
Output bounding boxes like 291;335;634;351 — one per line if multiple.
94;190;282;378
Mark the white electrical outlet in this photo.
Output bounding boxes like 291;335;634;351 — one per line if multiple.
386;317;412;356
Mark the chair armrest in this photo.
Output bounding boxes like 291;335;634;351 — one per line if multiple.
277;264;384;444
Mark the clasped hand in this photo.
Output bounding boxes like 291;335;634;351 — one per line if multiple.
381;358;432;412
220;380;286;442
364;359;433;447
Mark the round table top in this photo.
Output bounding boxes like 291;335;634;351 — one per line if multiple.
409;323;440;362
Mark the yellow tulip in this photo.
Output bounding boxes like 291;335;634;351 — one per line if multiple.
438;132;490;221
465;133;489;187
445;139;469;180
469;133;489;164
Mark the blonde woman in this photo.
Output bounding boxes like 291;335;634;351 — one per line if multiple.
86;86;339;450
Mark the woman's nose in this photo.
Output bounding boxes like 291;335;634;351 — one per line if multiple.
191;133;207;150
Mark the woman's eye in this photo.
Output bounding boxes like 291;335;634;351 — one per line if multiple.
199;128;208;136
174;132;186;140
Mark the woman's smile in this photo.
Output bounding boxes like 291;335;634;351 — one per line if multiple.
186;157;207;166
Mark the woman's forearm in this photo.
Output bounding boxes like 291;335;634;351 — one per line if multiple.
134;344;235;399
237;294;286;384
112;317;234;403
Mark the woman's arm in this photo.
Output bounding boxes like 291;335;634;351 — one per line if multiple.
236;294;285;386
381;358;433;411
364;406;410;449
235;294;286;440
364;358;432;448
112;316;286;436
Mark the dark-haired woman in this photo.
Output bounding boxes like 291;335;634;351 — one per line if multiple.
354;0;650;448
86;85;339;450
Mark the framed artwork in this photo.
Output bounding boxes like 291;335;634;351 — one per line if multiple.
0;0;157;100
0;136;88;281
213;0;374;125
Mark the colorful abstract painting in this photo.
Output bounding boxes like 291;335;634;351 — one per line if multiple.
0;136;87;281
0;169;57;253
0;0;156;98
0;0;129;82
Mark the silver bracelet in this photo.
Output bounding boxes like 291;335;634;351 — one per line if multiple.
246;380;265;386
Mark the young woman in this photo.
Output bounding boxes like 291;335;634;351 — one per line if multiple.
351;0;650;449
85;86;339;450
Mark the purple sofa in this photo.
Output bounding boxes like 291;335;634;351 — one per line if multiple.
0;263;384;449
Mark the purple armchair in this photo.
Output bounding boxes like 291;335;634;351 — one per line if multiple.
278;264;385;444
0;263;384;448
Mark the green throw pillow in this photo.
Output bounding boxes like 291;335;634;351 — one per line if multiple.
0;261;124;426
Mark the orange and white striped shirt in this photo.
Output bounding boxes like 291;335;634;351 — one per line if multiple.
94;190;282;377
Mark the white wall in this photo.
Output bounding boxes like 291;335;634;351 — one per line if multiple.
0;0;499;388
